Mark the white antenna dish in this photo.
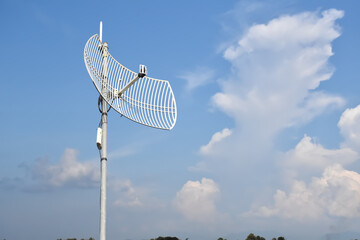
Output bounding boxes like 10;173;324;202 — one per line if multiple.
84;34;177;130
84;22;177;240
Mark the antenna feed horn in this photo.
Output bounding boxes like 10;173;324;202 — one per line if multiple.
138;64;147;78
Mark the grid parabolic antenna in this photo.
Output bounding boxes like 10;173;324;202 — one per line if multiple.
84;34;177;130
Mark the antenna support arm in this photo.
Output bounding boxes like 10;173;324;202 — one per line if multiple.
117;65;147;97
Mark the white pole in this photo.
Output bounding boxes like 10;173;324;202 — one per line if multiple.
100;40;108;240
100;99;107;240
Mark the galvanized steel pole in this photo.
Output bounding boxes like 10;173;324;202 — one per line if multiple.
100;21;108;240
100;95;107;240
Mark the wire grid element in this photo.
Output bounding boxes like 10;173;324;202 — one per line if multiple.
84;34;177;130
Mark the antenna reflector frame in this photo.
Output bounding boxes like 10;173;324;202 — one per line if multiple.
84;34;177;130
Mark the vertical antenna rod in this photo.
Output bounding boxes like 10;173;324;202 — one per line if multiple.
99;21;103;42
99;21;107;240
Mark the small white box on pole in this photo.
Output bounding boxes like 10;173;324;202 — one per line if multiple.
97;127;103;149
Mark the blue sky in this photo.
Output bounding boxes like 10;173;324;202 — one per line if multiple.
1;1;360;240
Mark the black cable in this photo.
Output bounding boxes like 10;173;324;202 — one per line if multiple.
98;95;113;113
98;96;102;113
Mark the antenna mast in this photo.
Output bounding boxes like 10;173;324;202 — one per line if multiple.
84;21;177;240
99;20;107;240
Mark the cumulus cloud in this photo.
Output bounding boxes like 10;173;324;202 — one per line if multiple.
192;9;360;231
199;128;232;155
29;148;99;189
193;10;346;204
338;104;360;151
21;148;146;208
247;104;360;223
224;9;343;59
250;164;360;220
283;135;358;171
179;66;215;92
213;9;344;140
112;179;142;207
174;178;220;222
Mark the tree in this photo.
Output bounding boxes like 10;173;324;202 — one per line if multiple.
278;237;285;240
150;237;179;240
245;233;265;240
246;233;256;240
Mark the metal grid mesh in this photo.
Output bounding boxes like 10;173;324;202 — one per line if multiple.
84;34;177;130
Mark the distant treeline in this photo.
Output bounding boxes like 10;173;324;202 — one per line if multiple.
151;234;286;240
57;233;286;240
57;238;95;240
243;234;285;240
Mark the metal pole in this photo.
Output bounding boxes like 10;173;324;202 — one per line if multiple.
100;41;109;240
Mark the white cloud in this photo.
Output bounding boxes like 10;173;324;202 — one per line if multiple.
112;179;142;207
283;135;358;171
190;9;360;235
174;178;220;222
179;66;215;92
246;104;360;223
338;104;360;151
30;148;99;188
199;128;232;155
213;9;344;138
224;9;343;59
250;164;360;220
193;9;346;200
